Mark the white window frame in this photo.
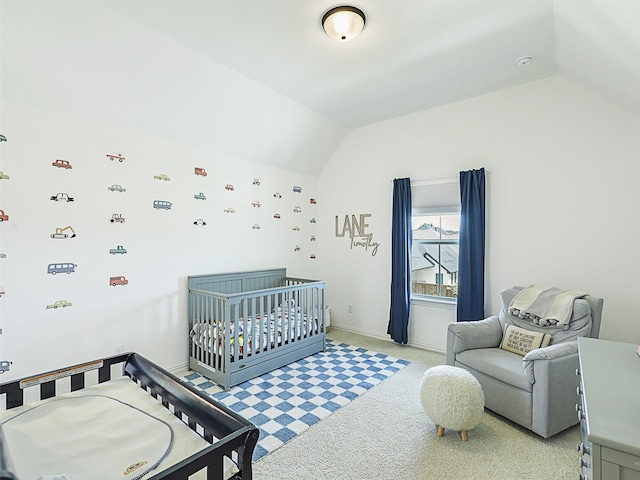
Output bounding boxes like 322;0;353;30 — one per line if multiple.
411;177;460;305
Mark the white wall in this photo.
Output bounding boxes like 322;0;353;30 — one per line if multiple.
318;75;640;351
0;2;327;380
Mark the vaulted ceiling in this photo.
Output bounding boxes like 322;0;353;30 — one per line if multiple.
106;0;639;126
3;1;638;176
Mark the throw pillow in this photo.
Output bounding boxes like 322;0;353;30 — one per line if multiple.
500;324;552;356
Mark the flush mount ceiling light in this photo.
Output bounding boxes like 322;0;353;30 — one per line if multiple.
322;6;366;42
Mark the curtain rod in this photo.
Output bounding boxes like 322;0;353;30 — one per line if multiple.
391;169;490;185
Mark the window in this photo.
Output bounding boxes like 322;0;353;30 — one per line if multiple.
411;179;460;301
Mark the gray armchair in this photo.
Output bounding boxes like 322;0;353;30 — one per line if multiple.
446;287;603;438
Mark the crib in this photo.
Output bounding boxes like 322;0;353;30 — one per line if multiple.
0;352;258;480
188;268;326;391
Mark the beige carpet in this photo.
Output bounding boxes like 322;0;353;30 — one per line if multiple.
253;328;580;480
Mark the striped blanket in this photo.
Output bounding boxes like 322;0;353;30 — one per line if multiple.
508;285;586;327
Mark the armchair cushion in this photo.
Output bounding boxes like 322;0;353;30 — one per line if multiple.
456;348;532;391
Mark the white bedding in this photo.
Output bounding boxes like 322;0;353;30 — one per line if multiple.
191;311;314;358
1;377;238;480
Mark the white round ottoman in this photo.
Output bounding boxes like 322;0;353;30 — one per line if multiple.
420;365;484;441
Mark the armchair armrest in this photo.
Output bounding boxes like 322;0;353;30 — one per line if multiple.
446;316;502;365
522;341;578;384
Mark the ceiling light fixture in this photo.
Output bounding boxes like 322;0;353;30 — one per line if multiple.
322;6;366;42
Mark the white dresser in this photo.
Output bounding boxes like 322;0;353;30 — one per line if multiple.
577;337;640;480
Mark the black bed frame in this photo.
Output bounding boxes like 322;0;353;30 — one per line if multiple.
0;352;259;480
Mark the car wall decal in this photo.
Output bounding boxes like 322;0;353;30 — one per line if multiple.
50;192;74;202
108;184;126;192
111;213;125;223
47;262;77;275
253;178;260;186
194;218;207;226
46;300;72;309
52;159;72;169
194;192;206;200
0;171;9;180
153;200;172;210
109;245;127;255
153;173;171;181
106;153;125;162
0;210;9;222
195;167;207;176
109;276;128;286
50;225;76;238
224;208;235;213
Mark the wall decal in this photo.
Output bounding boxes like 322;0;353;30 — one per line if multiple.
310;235;316;241
293;186;302;193
310;254;316;259
194;192;206;200
225;184;235;191
252;224;261;230
294;245;300;252
292;226;300;231
0;133;7;142
46;300;72;309
0;210;8;222
0;360;12;373
152;200;172;210
253;178;260;185
273;213;281;219
107;184;126;192
153;173;171;181
194;167;207;176
0;253;6;258
52;159;72;169
293;206;301;213
110;214;125;223
47;262;77;275
106;153;125;162
310;218;316;223
50;192;74;202
109;245;127;255
273;192;282;198
109;276;128;286
50;225;76;238
252;201;261;208
0;171;9;180
194;218;207;226
224;208;235;213
335;214;380;256
310;198;317;204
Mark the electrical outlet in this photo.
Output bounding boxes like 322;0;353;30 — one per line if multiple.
115;344;125;354
348;304;353;314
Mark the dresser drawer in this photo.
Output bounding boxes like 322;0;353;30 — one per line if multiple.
603;447;640;474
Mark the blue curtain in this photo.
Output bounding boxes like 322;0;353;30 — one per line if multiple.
457;168;486;322
388;178;412;344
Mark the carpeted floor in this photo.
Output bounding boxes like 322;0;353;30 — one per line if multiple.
182;339;409;461
252;328;581;480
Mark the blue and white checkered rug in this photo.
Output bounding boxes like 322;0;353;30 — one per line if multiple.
182;341;410;461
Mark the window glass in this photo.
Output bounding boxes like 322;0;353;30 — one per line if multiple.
412;214;460;299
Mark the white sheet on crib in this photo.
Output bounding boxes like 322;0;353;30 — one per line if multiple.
1;377;238;480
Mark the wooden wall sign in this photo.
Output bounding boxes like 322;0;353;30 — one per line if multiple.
335;214;380;256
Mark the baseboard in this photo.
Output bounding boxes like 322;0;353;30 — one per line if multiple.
330;323;446;355
167;361;189;375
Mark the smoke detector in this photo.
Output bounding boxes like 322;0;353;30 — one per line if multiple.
516;56;533;66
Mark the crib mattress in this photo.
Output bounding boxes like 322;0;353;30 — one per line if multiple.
1;376;238;480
